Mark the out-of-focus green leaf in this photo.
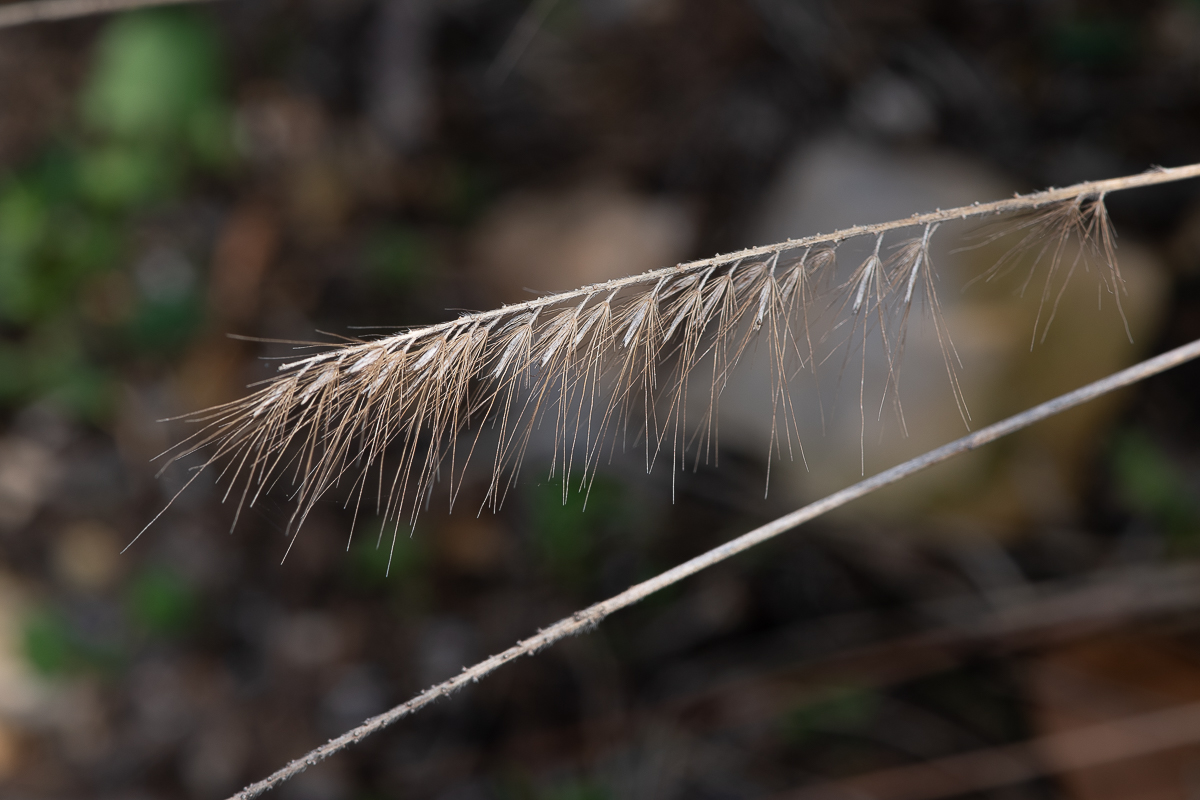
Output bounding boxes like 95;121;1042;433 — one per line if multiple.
438;161;495;224
126;566;197;636
784;685;879;743
0;183;48;256
0;9;232;420
23;610;77;676
0;185;47;320
540;780;609;800
187;104;237;169
0;254;36;322
52;213;122;279
528;475;623;585
77;145;176;209
1047;18;1137;68
344;519;429;589
0;153;124;323
1112;430;1200;545
0;344;29;403
19;325;114;422
47;363;115;424
126;295;204;354
80;10;223;143
23;606;124;677
364;225;432;290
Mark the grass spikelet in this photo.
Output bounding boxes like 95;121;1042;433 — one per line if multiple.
967;193;1127;346
142;165;1200;559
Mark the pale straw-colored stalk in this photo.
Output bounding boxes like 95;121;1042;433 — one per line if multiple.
0;0;224;29
227;334;1200;799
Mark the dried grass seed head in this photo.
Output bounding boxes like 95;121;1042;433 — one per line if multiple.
143;173;1156;558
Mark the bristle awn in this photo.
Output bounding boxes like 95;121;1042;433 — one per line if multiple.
880;224;935;425
837;234;886;474
145;163;1200;551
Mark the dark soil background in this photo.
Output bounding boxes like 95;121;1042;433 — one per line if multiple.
5;1;1200;798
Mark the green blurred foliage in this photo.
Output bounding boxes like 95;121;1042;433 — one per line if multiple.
527;474;623;586
76;145;178;210
343;518;430;590
1046;17;1137;69
437;161;496;224
783;685;879;744
22;607;123;677
541;0;584;38
125;566;198;637
498;773;609;800
539;779;609;800
0;8;234;420
1112;430;1200;548
127;291;204;355
363;225;432;291
81;10;229;157
21;568;199;676
22;610;78;676
0;165;121;324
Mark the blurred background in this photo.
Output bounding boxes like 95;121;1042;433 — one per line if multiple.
6;0;1200;798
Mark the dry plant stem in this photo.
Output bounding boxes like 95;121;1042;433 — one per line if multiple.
228;336;1200;800
282;163;1200;352
0;0;223;29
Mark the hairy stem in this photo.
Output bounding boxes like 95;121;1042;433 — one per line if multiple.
284;162;1200;367
227;335;1200;800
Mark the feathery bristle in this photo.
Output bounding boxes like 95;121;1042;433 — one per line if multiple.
144;184;1140;558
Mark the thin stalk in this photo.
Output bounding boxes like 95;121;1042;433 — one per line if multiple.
227;335;1200;800
0;0;224;29
280;162;1200;368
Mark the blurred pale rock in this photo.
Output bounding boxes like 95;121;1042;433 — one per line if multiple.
0;436;59;531
52;521;123;592
849;70;937;139
470;184;695;304
722;136;1168;530
47;678;111;767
